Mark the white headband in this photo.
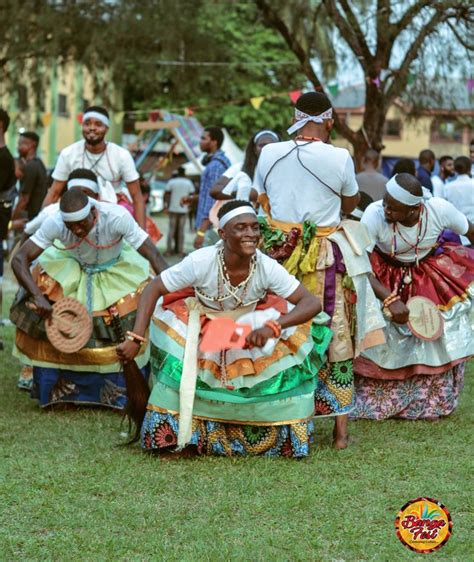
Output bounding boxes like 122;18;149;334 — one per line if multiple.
61;199;92;222
287;107;333;135
67;178;99;193
83;111;110;127
219;206;257;228
386;175;423;206
254;130;279;143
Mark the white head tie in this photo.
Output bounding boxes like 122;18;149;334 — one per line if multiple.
254;130;279;143
67;178;99;193
82;111;110;127
287;107;333;135
219;206;257;228
386;175;423;206
61;199;92;223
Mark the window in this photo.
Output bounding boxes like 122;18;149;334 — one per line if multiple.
430;118;463;143
58;94;68;117
384;119;402;137
18;85;28;111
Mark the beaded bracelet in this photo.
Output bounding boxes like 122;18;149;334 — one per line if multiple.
383;295;401;308
125;330;146;345
265;320;282;338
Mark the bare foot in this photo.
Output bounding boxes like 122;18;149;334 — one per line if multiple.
332;435;349;449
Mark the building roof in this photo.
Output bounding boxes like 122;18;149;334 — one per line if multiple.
328;80;473;114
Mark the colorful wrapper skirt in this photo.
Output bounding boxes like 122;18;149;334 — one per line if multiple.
10;243;151;409
352;242;473;420
259;217;359;416
142;292;332;458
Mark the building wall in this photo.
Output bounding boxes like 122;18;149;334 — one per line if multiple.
333;105;472;159
2;61;123;169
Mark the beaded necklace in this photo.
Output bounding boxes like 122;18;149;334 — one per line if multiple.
294;135;322;142
82;143;121;184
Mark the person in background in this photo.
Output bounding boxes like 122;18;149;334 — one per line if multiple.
0;109;17;280
391;158;416;177
43;106;146;229
416;149;435;192
210;129;280;202
164;167;194;256
355;149;387;201
183;127;230;248
470;139;474;175
431;155;455;199
12;132;47;222
444;156;473;246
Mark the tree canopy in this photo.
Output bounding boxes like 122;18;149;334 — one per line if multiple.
1;0;472;156
256;0;473;163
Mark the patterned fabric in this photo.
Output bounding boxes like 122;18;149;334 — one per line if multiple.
314;359;355;416
32;364;150;409
195;150;230;227
350;363;465;420
18;365;33;391
142;411;313;458
370;243;474;310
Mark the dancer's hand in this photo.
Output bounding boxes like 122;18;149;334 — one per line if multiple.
32;294;52;318
388;300;410;324
245;326;274;349
116;340;140;362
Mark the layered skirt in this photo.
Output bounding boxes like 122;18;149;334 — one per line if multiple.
11;244;151;408
352;243;473;419
142;291;332;457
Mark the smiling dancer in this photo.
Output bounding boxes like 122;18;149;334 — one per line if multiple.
117;200;331;458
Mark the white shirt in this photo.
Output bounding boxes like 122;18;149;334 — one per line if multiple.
24;203;59;235
444;174;474;245
165;177;195;213
254;140;359;226
431;175;445;199
160;245;300;310
361;198;469;262
221;162;252;201
31;201;148;264
52;141;139;203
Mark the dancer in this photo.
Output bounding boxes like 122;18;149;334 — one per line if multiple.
117;201;331;458
11;190;167;409
254;91;385;448
352;173;474;419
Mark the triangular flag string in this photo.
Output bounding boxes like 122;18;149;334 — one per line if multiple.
250;96;265;110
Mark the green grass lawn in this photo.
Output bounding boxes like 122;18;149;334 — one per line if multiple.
0;323;472;561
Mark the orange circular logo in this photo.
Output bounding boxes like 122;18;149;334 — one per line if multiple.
395;498;452;553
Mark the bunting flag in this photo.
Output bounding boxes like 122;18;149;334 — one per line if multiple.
328;84;339;97
467;79;474;95
372;76;381;88
149;111;160;122
184;107;194;117
41;113;52;126
76;112;83;125
288;90;302;104
250;96;265;110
